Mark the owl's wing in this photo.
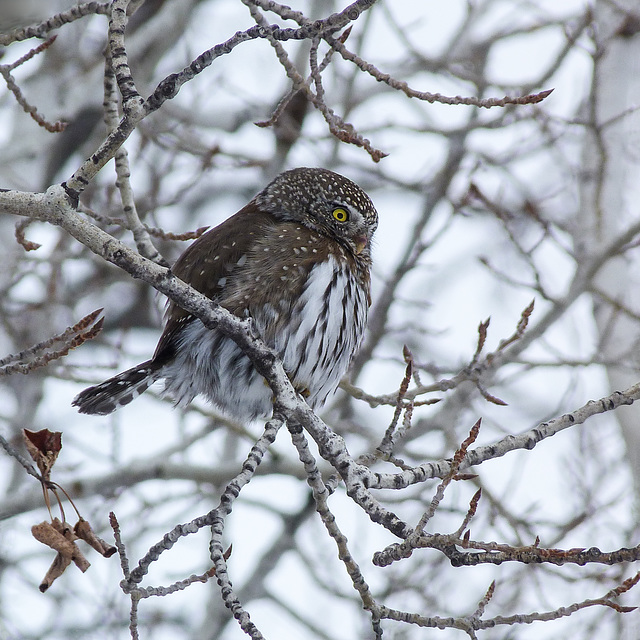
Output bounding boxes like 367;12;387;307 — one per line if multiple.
152;202;275;363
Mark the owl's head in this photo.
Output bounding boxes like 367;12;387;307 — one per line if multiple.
257;167;378;259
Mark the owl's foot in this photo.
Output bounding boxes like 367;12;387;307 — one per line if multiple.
263;376;309;398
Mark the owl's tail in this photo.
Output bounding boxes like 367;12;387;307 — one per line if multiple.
72;360;161;415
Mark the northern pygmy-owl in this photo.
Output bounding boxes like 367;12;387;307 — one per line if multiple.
73;167;378;420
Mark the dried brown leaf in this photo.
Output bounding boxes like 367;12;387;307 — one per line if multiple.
74;518;117;558
32;519;91;591
39;551;72;592
23;429;62;480
32;521;72;553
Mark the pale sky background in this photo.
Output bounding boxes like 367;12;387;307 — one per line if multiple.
2;1;639;639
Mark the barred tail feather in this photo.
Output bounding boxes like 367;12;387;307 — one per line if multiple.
72;360;160;415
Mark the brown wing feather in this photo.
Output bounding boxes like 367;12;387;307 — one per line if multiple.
152;202;360;366
153;202;275;361
216;223;331;314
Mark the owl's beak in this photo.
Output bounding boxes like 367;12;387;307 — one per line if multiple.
354;235;368;254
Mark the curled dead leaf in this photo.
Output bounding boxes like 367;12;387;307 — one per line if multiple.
32;519;91;591
23;429;62;481
39;551;72;593
74;518;116;558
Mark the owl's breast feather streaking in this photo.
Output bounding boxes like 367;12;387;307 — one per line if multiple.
73;167;378;420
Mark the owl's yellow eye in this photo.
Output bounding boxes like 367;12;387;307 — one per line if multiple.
332;207;349;222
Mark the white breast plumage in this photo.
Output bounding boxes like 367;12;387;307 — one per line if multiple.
163;254;368;419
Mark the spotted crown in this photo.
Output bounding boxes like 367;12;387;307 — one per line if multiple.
257;167;378;226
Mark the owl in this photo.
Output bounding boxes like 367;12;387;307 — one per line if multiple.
73;167;378;420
